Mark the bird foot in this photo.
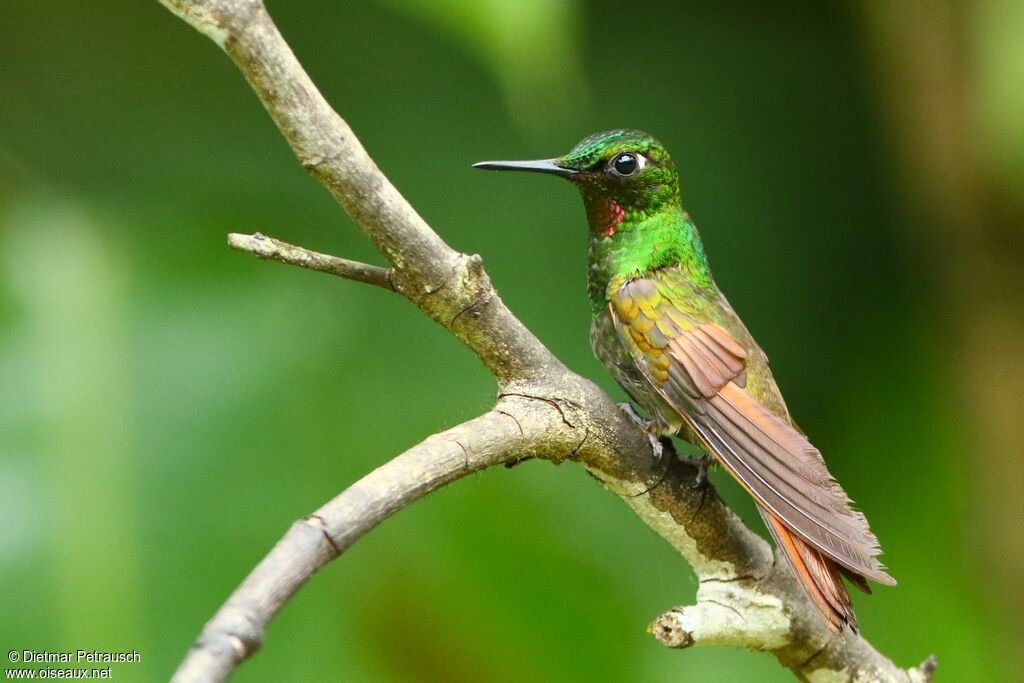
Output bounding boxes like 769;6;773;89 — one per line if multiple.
617;402;667;461
690;454;711;490
616;401;648;427
689;454;714;511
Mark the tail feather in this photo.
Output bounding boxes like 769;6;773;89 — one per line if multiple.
762;509;858;633
839;566;872;595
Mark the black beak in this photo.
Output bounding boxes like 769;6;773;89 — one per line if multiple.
472;158;577;178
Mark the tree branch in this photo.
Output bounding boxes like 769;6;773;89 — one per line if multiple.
172;408;543;683
159;1;935;681
227;232;394;290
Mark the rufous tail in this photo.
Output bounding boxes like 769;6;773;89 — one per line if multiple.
761;509;870;633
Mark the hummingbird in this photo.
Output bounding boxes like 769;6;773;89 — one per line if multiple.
474;129;894;632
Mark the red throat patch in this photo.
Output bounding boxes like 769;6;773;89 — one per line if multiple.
594;200;625;237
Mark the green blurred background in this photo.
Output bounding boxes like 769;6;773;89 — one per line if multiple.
2;1;1022;681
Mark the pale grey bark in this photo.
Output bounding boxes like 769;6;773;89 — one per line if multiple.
227;232;394;290
159;1;935;681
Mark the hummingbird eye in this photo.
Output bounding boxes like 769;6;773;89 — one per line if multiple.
610;152;642;177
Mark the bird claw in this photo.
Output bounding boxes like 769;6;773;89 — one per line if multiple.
648;433;664;461
689;454;715;511
617;402;666;461
691;454;711;490
617;402;648;427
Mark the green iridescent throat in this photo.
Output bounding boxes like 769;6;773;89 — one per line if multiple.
587;207;712;314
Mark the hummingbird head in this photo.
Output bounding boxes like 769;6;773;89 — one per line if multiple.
474;129;680;237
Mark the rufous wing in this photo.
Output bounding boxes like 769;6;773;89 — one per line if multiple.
608;272;894;630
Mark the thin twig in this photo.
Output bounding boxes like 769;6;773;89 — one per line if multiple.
227;232;393;290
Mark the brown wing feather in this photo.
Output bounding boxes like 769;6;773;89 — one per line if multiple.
704;384;892;582
608;276;894;586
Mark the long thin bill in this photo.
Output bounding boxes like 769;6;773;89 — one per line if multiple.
472;158;577;177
